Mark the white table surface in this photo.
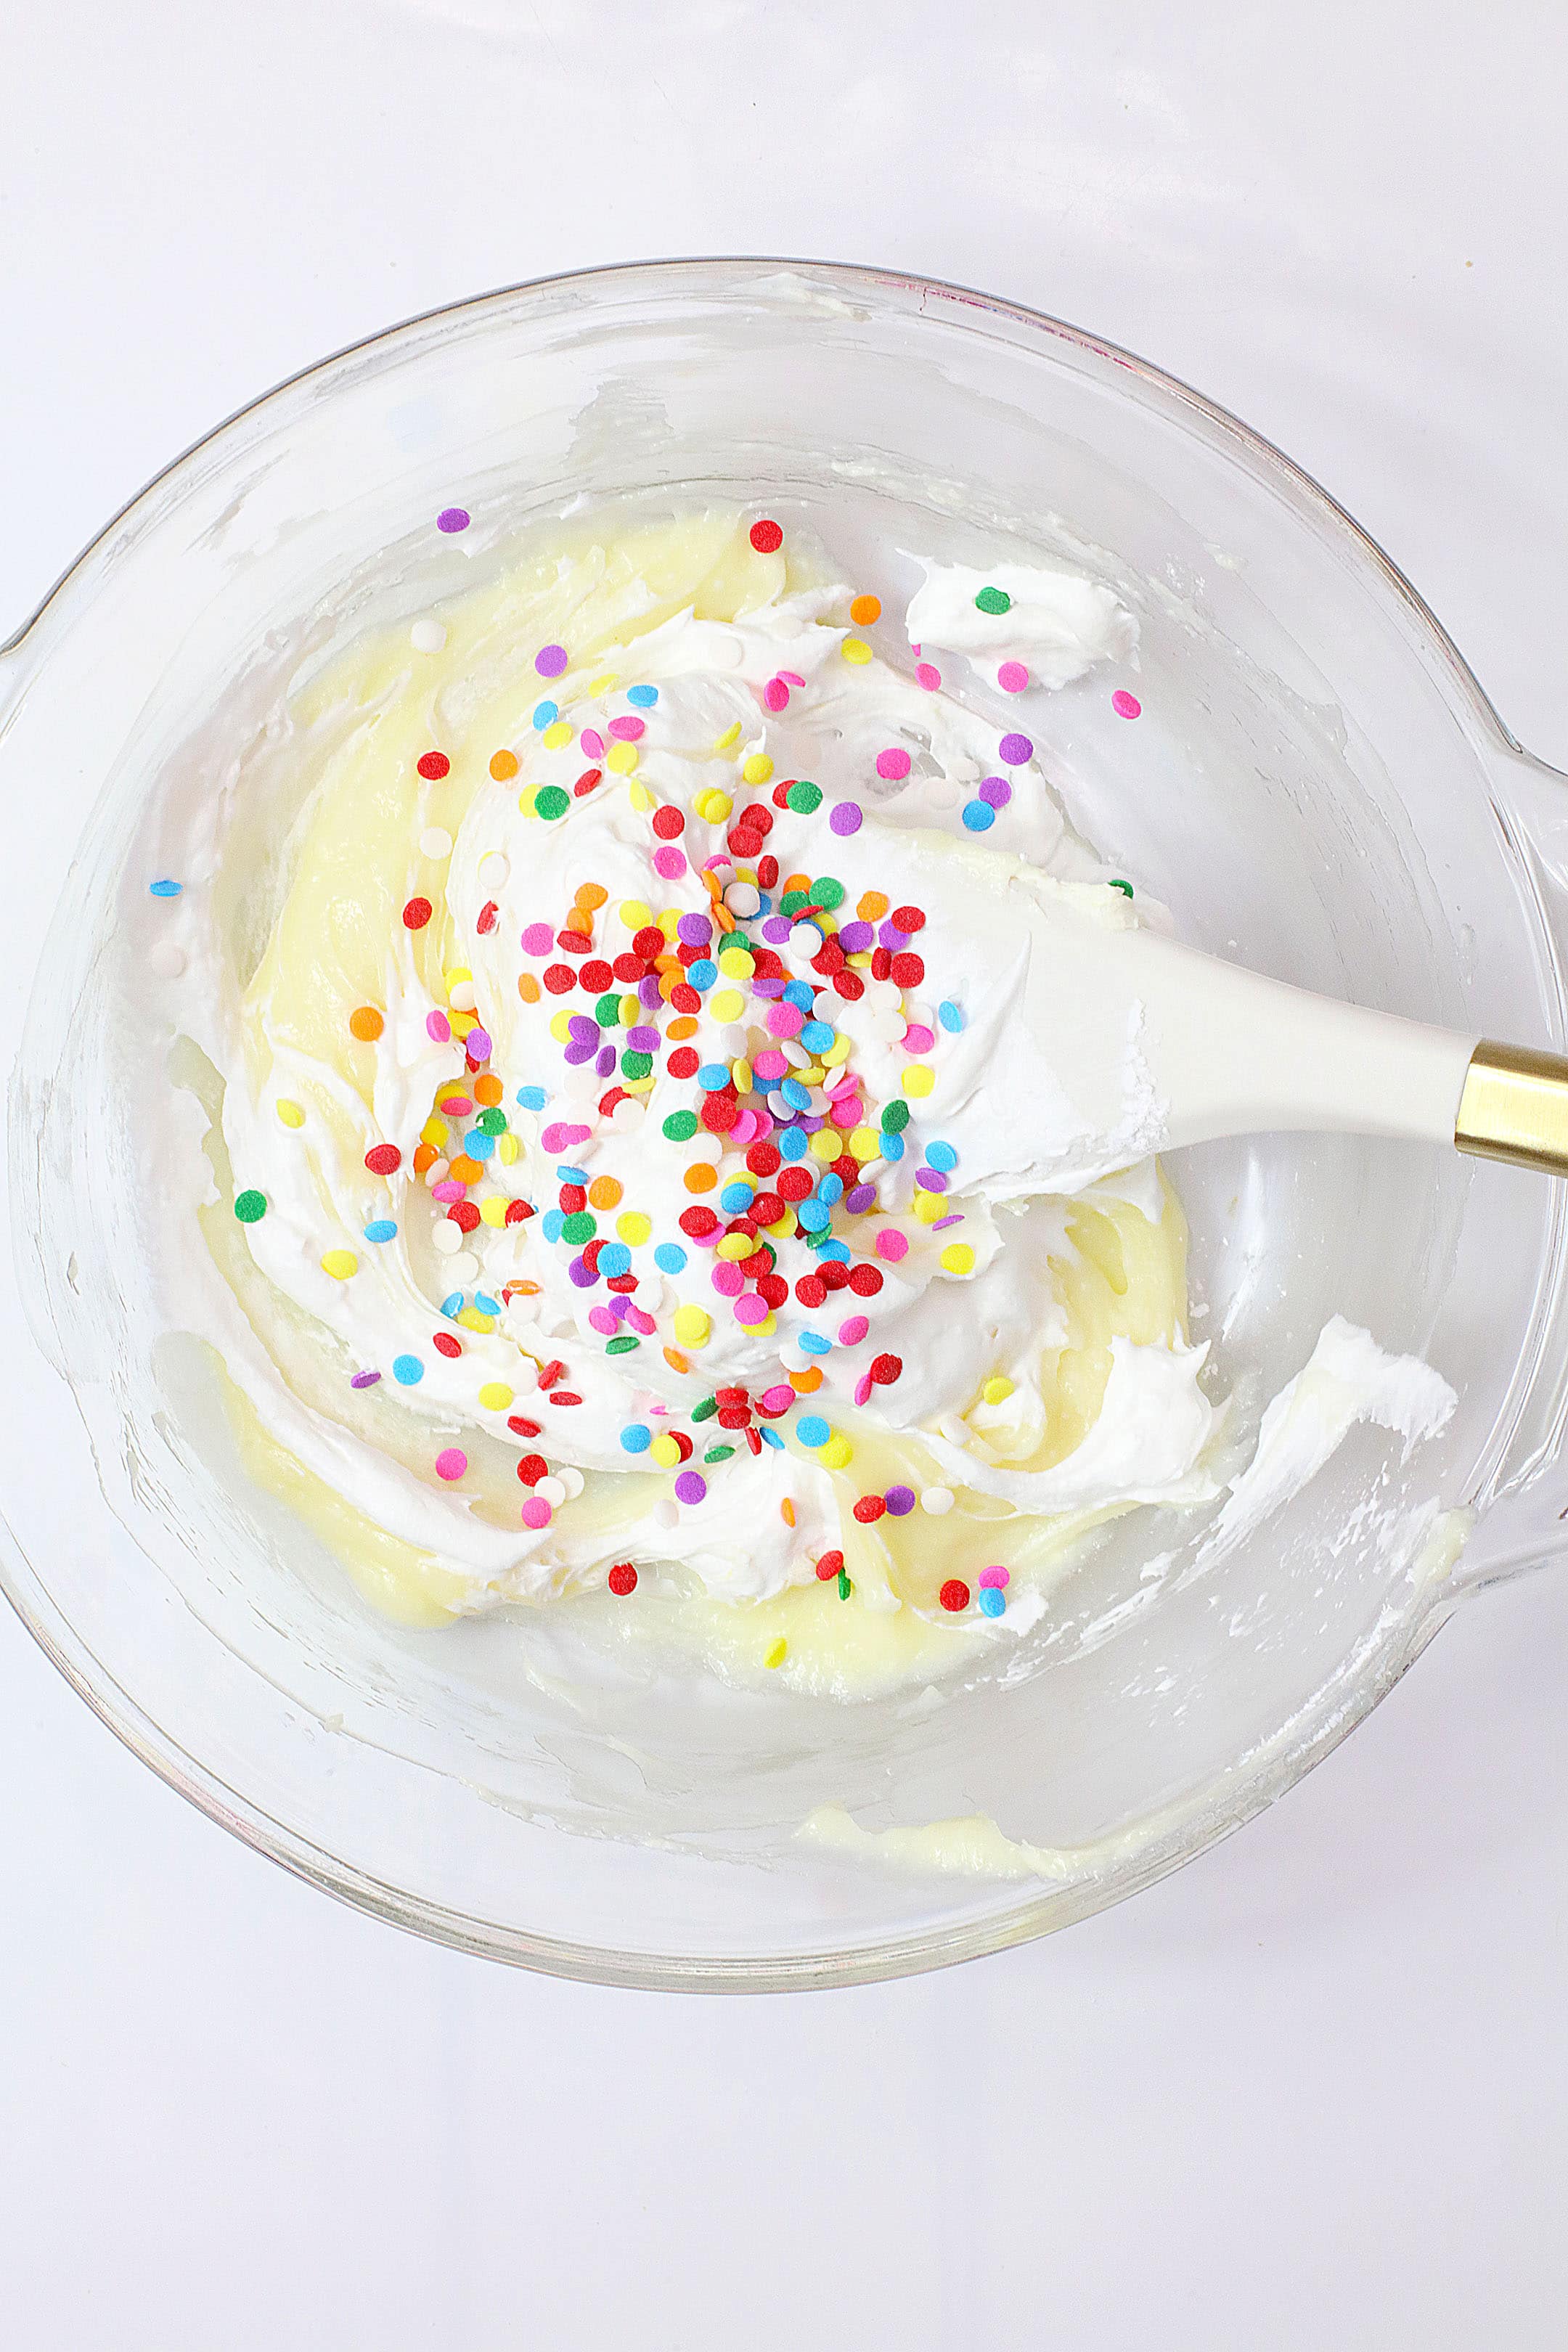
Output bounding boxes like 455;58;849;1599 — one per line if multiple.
5;5;1568;2344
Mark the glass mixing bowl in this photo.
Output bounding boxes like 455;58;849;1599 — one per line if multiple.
3;259;1567;1989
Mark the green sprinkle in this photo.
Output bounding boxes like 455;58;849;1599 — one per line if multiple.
780;889;809;917
560;1211;596;1244
690;1395;719;1422
595;990;621;1024
809;875;845;909
837;1569;852;1599
534;785;571;820
1109;878;1134;897
785;779;822;814
881;1100;910;1132
663;1111;699;1142
605;1335;640;1355
478;1107;507;1135
704;1443;736;1463
975;585;1012;615
233;1189;267;1223
620;1049;653;1079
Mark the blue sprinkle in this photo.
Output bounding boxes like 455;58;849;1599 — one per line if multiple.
392;1353;425;1385
815;1172;844;1205
687;958;718;991
759;1425;784;1449
782;980;815;1011
778;1127;809;1162
465;1130;497;1161
880;1132;905;1163
698;1062;732;1092
800;1020;836;1053
978;1586;1006;1618
440;1291;465;1318
780;1078;811;1112
620;1423;652;1453
626;682;658;708
363;1218;398;1244
654;1241;687;1273
796;1413;830;1447
938;1001;965;1034
555;1164;590;1183
515;1085;549;1110
817;1239;850;1264
148;878;182;897
961;799;995;833
719;1181;755;1213
925;1140;957;1172
799;1329;833;1354
542;1209;565;1243
475;1291;500;1315
531;700;560;729
797;1198;830;1232
597;1243;632;1278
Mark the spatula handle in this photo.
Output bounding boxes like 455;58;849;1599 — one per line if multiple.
1455;1040;1568;1176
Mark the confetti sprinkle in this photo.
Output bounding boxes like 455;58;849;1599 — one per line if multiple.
1111;689;1143;719
149;878;182;898
749;518;784;553
436;507;470;534
234;1190;266;1223
997;732;1034;765
975;585;1011;615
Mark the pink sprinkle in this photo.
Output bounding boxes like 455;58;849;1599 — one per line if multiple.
978;1564;1010;1589
766;1002;804;1038
520;1495;552;1529
436;1447;467;1482
759;1383;794;1413
442;1095;473;1116
779;669;805;688
542;1120;589;1151
853;1373;874;1408
838;1314;870;1344
431;1180;465;1202
763;678;790;713
1111;688;1143;719
875;747;912;781
467;1026;492;1061
711;1262;745;1297
997;661;1029;693
829;1096;859;1130
608;715;645;741
902;1024;936;1053
754;1048;789;1082
626;1306;657;1336
589;1305;618;1335
426;1010;452;1044
916;663;942;691
875;1228;910;1262
828;1071;860;1100
521;921;555;955
535;644;568;679
653;846;687;880
581;727;605;759
733;1291;769;1326
731;1109;761;1144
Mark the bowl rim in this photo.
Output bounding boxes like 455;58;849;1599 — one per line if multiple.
0;253;1508;1988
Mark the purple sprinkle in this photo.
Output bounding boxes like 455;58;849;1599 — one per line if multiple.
595;1045;617;1076
877;920;907;952
836;920;873;954
467;1026;492;1061
437;507;470;534
884;1485;916;1516
628;1024;660;1051
979;775;1013;809
846;1183;876;1212
568;1256;597;1289
677;912;713;946
751;976;786;999
998;731;1034;766
801;1114;824;1133
563;1040;597;1066
611;1294;634;1323
567;1014;599;1041
637;975;663;1008
535;643;568;679
931;1212;964;1230
915;1167;949;1193
674;1469;708;1506
829;801;863;837
761;916;793;944
350;1370;382;1389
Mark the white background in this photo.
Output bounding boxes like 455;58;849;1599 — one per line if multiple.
5;5;1568;2345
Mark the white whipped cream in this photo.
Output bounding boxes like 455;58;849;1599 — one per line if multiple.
905;558;1138;690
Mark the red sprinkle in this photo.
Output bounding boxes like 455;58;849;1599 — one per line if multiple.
777;1167;814;1203
573;767;604;796
550;1390;583;1407
558;927;592;953
581;958;614;991
543;964;576;995
870;1352;903;1385
679;1206;722;1239
815;1548;845;1581
939;1579;971;1614
364;1145;401;1175
432;1331;462;1358
757;854;780;889
507;1416;542;1438
608;1562;638;1596
612;952;646;983
891;905;926;934
504;1199;534;1224
749;518;785;553
747;1142;782;1176
794;1275;827;1307
517;1453;550;1485
402;897;433;930
889;952;925;989
416;751;451;780
449;1201;480;1233
666;1047;700;1079
477;901;499;936
651;805;685;839
537;1360;567;1387
852;1494;886;1523
847;1264;884;1297
632;925;665;959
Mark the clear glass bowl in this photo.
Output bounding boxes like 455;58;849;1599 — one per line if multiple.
3;259;1566;1988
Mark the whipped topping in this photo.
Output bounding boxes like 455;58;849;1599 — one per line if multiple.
905;558;1139;692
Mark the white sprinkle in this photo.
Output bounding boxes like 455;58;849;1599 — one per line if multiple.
420;826;453;859
536;1475;568;1507
449;981;478;1012
560;1466;586;1500
717;1024;747;1055
611;1096;644;1130
424;1157;449;1188
446;1252;479;1286
148;940;186;978
724;882;761;917
870;1009;906;1042
432;1221;464;1255
920;1486;955;1515
653;1500;679;1530
478;852;510;893
411;618;448;653
788;921;822;957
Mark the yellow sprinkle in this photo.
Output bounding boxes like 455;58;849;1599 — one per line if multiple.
716;1233;755;1261
709;987;745;1021
821;1434;854;1470
902;1063;936;1098
766;1211;794;1238
449;1011;475;1038
650;1434;681;1468
841;637;873;665
610;743;640;776
614;903;645;934
849;1126;880;1161
321;1249;357;1281
732;1058;753;1095
436;1081;467;1106
742;752;774;785
982;1376;1016;1405
823;1036;853;1067
625;1076;656;1094
616;1210;652;1245
549;1010;573;1043
497;1134;520;1165
589;671;618;697
542;720;572;751
795;1065;824;1087
658;908;682;939
764;1637;788;1670
809;1130;839;1162
456;1307;492;1333
913;1192;944;1224
713;722;743;751
478;1382;514;1410
611;994;633;1026
276;1098;306;1129
518;785;539;817
701;788;733;822
673;1304;711;1346
716;947;754;978
421;1114;450;1148
479;1196;509;1226
847;951;874;968
941;1243;976;1275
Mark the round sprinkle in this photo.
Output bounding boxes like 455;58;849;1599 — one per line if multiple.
435;1447;467;1482
321;1249;357;1281
148;878;182;897
674;1469;708;1506
417;751;451;781
363;1219;397;1244
785;779;822;814
875;747;912;781
348;1005;384;1042
276;1099;306;1128
796;1414;830;1449
884;1485;916;1516
979;775;1012;809
975;585;1012;615
1111;688;1143;719
478;1383;513;1410
749;518;785;553
961;799;995;833
841;640;873;667
535;643;568;679
626;684;658;708
979;1586;1006;1618
997;661;1029;694
489;748;520;780
938;1000;965;1032
997;732;1034;765
420;827;453;859
403;896;433;929
233;1189;266;1223
915;663;942;690
849;593;882;625
620;1424;652;1454
392;1354;424;1384
411;618;447;653
608;1563;639;1596
349;1371;381;1390
436;507;470;533
521;1496;552;1530
940;1242;976;1275
939;1579;971;1614
921;1486;955;1515
828;801;863;837
534;785;570;821
978;1564;1011;1588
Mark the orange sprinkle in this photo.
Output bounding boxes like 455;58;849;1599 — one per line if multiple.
849;592;881;626
667;1015;700;1040
663;1346;691;1373
683;1161;718;1193
575;882;608;912
789;1366;823;1393
412;1142;438;1177
489;748;520;781
857;889;890;920
504;1279;542;1299
587;1175;623;1209
783;870;811;895
473;1073;504;1107
654;953;682;973
518;973;541;1003
780;1498;796;1527
447;1154;483;1185
714;905;737;933
701;869;723;901
658;972;679;1001
348;1005;384;1042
